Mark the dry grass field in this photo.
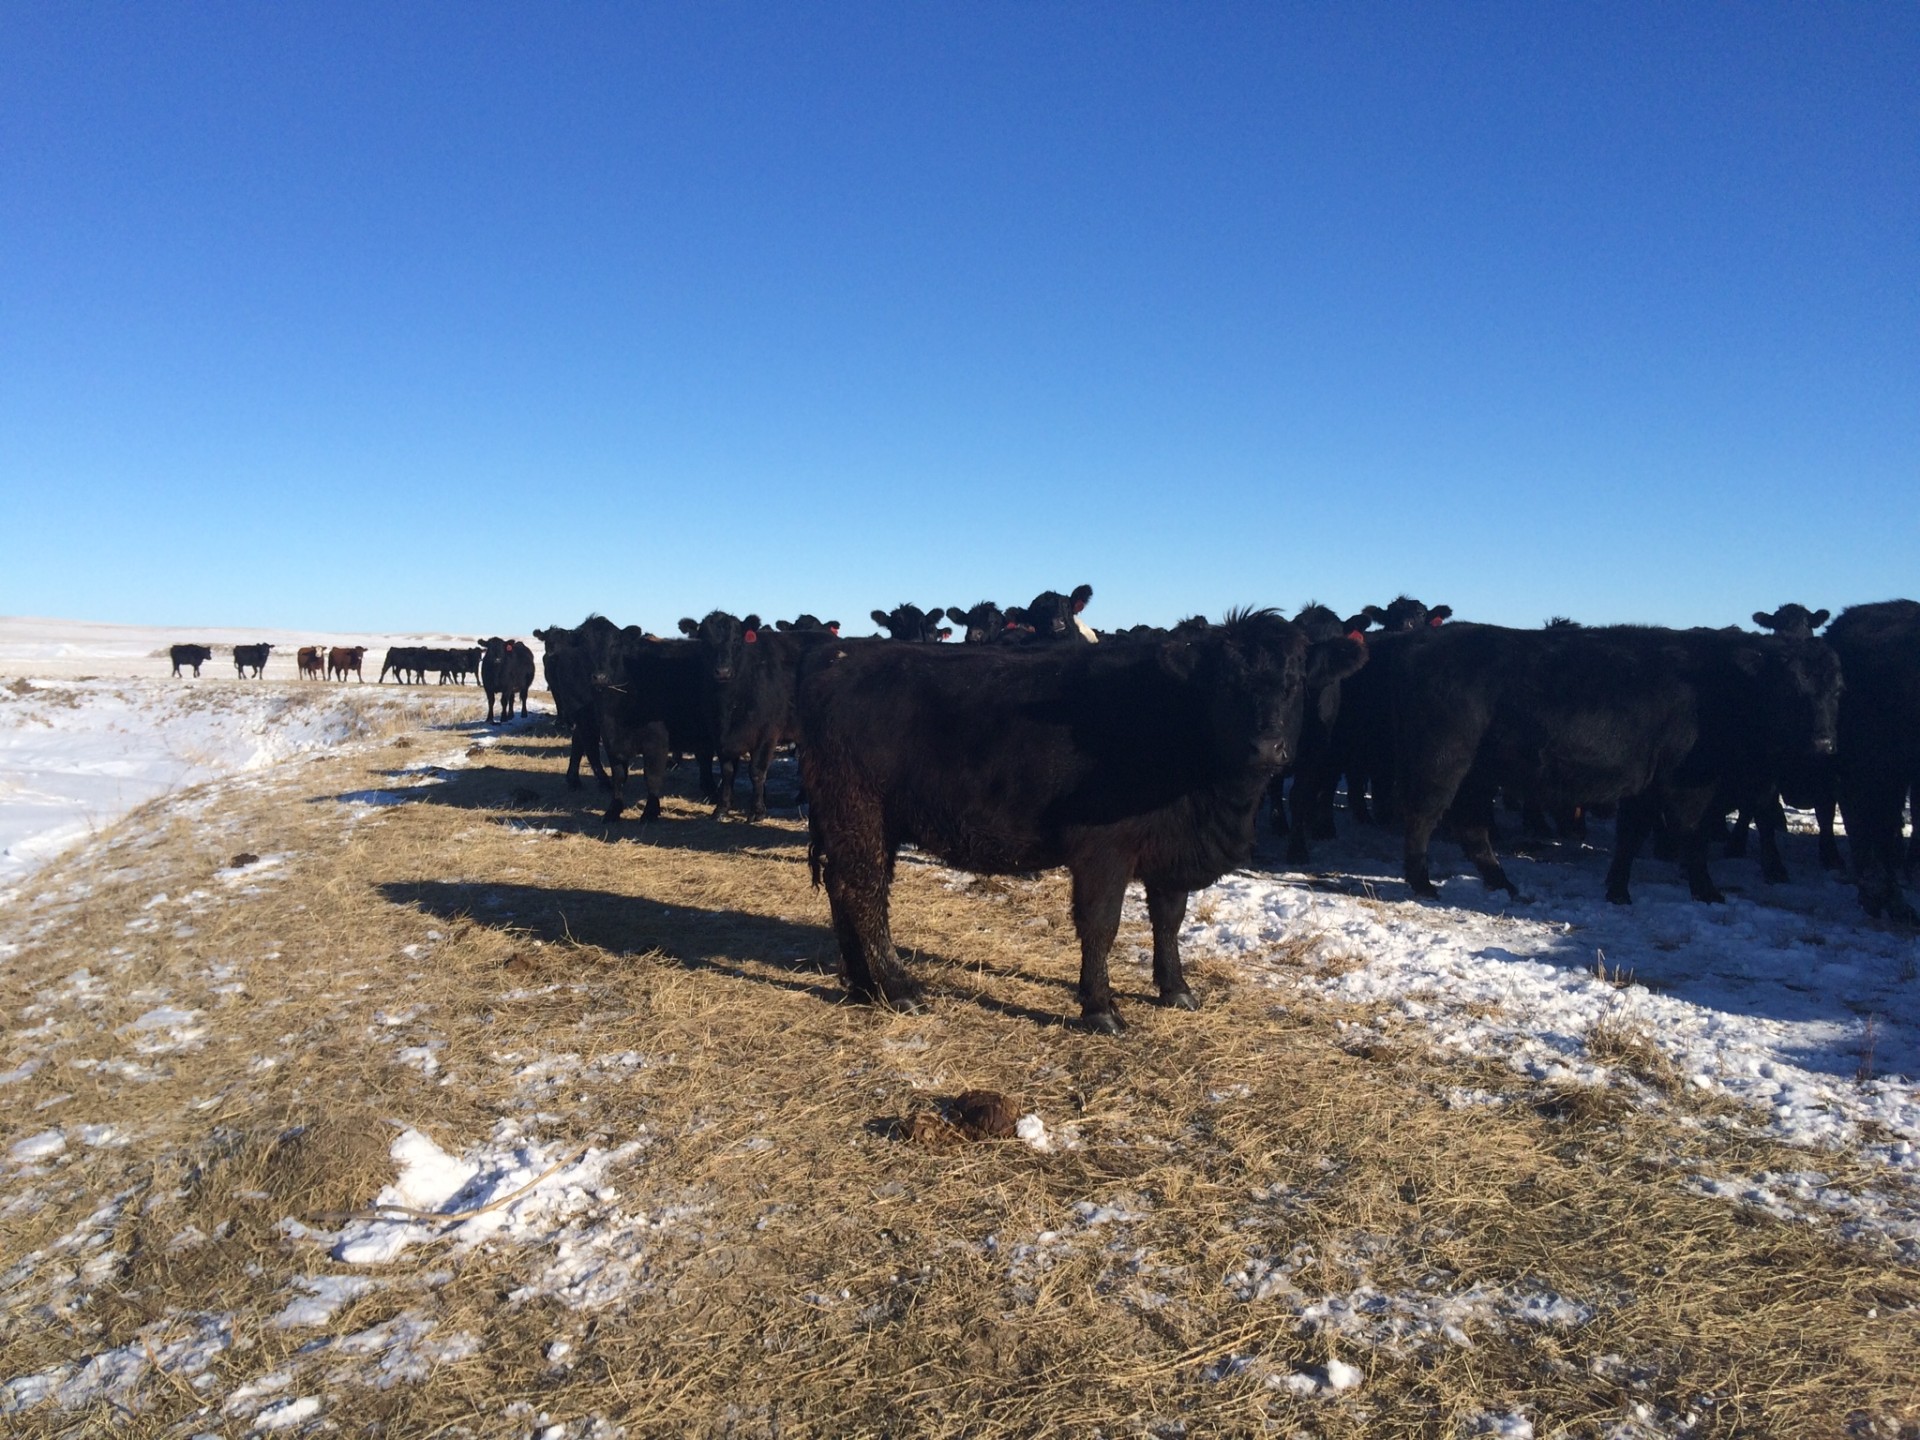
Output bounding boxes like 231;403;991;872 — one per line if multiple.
2;697;1916;1438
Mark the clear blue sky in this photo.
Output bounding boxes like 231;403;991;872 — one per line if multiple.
3;3;1914;635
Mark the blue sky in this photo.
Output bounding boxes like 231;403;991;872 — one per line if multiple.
3;3;1914;635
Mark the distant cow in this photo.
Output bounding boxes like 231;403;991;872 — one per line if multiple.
1722;603;1841;879
870;605;951;643
1266;603;1370;856
776;615;840;636
327;646;366;682
170;644;214;678
1392;624;1841;906
480;638;535;723
233;643;274;678
799;611;1366;1030
297;646;326;679
1015;584;1096;642
1363;595;1453;633
1825;600;1920;924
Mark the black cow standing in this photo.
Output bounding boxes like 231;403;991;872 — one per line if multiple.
480;637;535;723
533;621;613;790
1825;600;1920;924
870;605;950;643
678;611;833;819
1391;624;1842;906
799;611;1366;1031
232;643;274;678
1265;603;1370;857
1723;603;1842;879
169;644;214;678
576;623;718;823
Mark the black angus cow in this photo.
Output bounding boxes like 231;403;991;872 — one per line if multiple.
170;644;214;678
1265;603;1370;857
480;638;535;723
799;611;1366;1030
776;615;840;636
1363;595;1453;633
1824;600;1920;924
943;602;1015;644
233;643;274;678
1015;583;1096;642
578;623;718;823
533;621;612;791
1392;624;1841;906
1722;602;1842;879
870;605;950;643
379;647;419;683
678;611;834;818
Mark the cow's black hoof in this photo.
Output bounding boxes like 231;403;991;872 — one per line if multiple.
602;810;623;825
1693;889;1726;905
1409;881;1439;900
747;808;768;823
1157;989;1199;1011
1079;1009;1126;1034
1606;889;1632;906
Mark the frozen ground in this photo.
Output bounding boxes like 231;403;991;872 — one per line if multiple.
0;617;532;898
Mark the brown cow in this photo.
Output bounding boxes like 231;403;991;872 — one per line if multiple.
297;646;326;679
328;646;367;682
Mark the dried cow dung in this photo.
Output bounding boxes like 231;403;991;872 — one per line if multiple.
227;853;259;869
950;1089;1018;1140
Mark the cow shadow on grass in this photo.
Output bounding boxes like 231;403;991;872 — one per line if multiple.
319;742;817;858
379;879;1073;1025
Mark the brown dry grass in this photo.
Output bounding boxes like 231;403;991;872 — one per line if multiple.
0;716;1915;1438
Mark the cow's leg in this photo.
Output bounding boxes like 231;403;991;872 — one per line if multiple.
1842;774;1915;922
1670;795;1726;903
1398;747;1470;900
1817;796;1843;870
815;812;920;1010
1756;796;1790;884
566;724;588;789
603;757;628;823
746;741;774;821
1605;793;1659;904
1267;773;1290;836
697;753;718;803
1068;856;1129;1032
1724;804;1752;859
1145;881;1196;1010
639;728;667;823
713;755;738;818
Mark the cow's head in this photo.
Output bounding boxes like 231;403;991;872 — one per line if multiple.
1753;604;1830;639
945;602;1007;644
1019;584;1095;640
871;604;946;643
681;610;751;684
1737;637;1843;764
1196;610;1369;773
1362;596;1450;633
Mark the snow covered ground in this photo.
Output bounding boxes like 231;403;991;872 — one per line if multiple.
0;615;496;682
0;617;534;898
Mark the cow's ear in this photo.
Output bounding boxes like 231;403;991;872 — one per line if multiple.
1810;609;1830;629
743;614;762;632
775;619;793;631
1070;583;1093;611
678;618;698;636
871;610;890;627
1307;635;1368;688
826;620;840;633
1362;605;1389;624
1752;611;1776;630
1342;613;1371;633
1429;605;1452;623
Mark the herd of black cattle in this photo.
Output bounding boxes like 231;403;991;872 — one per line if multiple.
167;588;1918;1029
